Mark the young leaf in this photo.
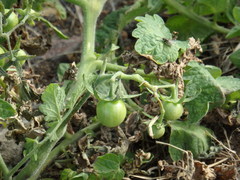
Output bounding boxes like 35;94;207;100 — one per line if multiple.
169;121;211;161
233;6;240;23
226;25;240;38
205;65;222;78
216;76;240;94
229;49;240;69
39;84;65;123
184;61;225;123
132;14;189;64
0;98;16;119
93;153;124;180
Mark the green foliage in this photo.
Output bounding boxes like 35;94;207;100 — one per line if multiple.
23;138;39;161
229;49;240;69
169;121;211;161
39;84;65;126
233;6;240;23
132;14;189;64
1;0;16;8
166;15;214;41
204;65;222;79
0;98;16;118
93;153;125;180
60;169;89;180
184;61;225;123
216;76;240;94
226;25;240;38
194;0;228;15
93;74;141;101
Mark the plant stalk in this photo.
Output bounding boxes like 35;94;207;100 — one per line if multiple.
164;0;230;34
0;154;9;180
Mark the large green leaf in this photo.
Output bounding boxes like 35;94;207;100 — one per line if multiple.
216;76;240;94
39;84;65;123
93;153;125;180
0;98;16;119
169;121;211;161
184;62;225;123
132;14;189;64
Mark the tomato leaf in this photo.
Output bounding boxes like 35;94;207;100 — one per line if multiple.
39;84;65;125
169;121;211;161
0;98;16;119
60;169;89;180
184;61;225;123
205;65;222;78
93;74;141;101
216;76;240;94
132;14;189;64
93;153;124;180
229;49;240;69
166;15;214;41
226;25;240;38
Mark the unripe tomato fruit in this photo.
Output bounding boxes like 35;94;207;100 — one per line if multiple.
163;101;184;120
3;9;19;32
0;47;6;66
150;124;165;139
96;100;127;128
16;49;27;65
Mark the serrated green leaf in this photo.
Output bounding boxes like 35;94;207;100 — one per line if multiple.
39;84;65;123
226;25;240;38
132;14;188;64
169;121;211;161
93;153;124;180
0;98;16;119
229;49;240;69
184;62;225;123
216;76;240;94
166;15;214;41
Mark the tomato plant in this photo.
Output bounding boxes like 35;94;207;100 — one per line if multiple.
3;9;19;32
96;100;127;128
163;101;184;121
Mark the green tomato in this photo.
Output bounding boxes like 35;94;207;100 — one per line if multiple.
3;9;19;32
163;101;184;121
150;124;165;139
0;47;6;66
96;100;127;128
16;49;27;65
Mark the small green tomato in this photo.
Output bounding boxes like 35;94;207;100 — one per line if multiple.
96;100;127;128
3;9;19;32
150;124;165;139
163;101;184;121
0;47;6;66
16;49;27;65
